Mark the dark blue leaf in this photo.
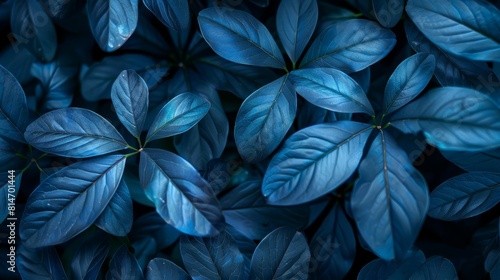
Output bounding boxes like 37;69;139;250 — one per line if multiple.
301;19;396;73
357;250;426;279
71;230;111;280
297;101;328;130
0;137;24;168
143;0;190;32
220;180;309;240
198;7;286;69
276;0;318;64
291;68;374;115
24;108;128;158
38;0;85;20
249;227;310;280
139;148;224;236
383;53;436;115
235;75;296;163
145;258;190;280
121;10;170;57
106;245;144;280
406;0;500;62
0;65;29;143
225;225;256;275
87;0;138;52
130;211;180;249
81;54;156;101
390;87;500;151
351;131;429;260
0;172;22;224
10;0;57;61
372;0;404;28
262;121;372;205
95;180;133;236
124;172;154;207
409;256;458;280
111;69;149;139
429;172;500;221
441;149;500;173
350;67;371;95
248;0;269;7
131;237;157;272
17;245;68;280
146;92;211;143
310;204;356;279
20;154;126;247
0;46;37;85
180;231;245;280
485;246;500;280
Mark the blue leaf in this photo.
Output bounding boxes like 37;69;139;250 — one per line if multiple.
71;230;111;280
31;60;78;112
143;0;190;32
249;227;310;280
262;121;372;205
87;0;138;52
0;65;29;143
485;246;500;280
10;0;57;61
276;0;318;63
139;148;225;236
0;172;22;224
441;148;500;173
17;245;68;280
310;204;356;279
81;54;157;101
180;231;245;280
235;75;296;163
350;67;371;95
20;154;126;247
351;131;429;260
297;101;328;130
95;180;133;236
409;256;458;280
220;180;309;240
372;0;404;28
198;7;286;69
406;0;500;62
123;172;154;207
428;172;500;221
145;258;190;280
24;108;128;158
383;53;436;115
38;0;85;20
390;87;500;151
0;137;24;168
106;245;144;280
111;69;149;139
301;19;396;73
291;68;374;115
146;92;211;143
358;250;426;279
130;211;180;249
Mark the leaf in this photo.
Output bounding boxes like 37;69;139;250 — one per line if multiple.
301;19;396;73
95;180;133;236
0;136;24;168
71;230;111;280
130;211;180;249
139;148;225;236
143;0;190;32
180;231;245;280
87;0;139;52
220;180;309;240
486;246;500;280
235;75;296;163
372;0;404;28
0;65;29;143
291;68;374;115
19;154;126;248
198;7;286;69
249;227;310;280
146;92;211;143
441;148;500;173
17;245;68;280
24;108;128;158
390;87;500;151
357;250;426;279
10;0;57;61
309;204;356;280
409;256;458;280
428;172;500;221
145;258;190;280
262;121;372;205
383;53;436;115
276;0;318;63
406;0;500;62
38;0;85;20
351;131;429;260
106;245;144;280
111;69;149;138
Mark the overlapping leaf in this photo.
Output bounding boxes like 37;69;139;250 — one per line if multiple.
0;65;29;143
143;0;190;32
